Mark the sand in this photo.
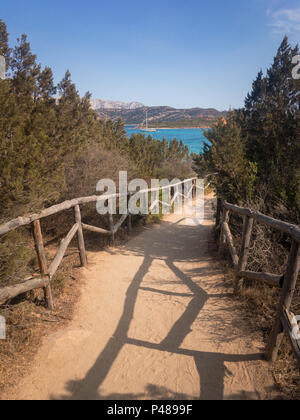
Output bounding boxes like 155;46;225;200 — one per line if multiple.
7;196;277;400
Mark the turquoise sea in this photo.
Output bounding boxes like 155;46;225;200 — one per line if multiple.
125;126;208;154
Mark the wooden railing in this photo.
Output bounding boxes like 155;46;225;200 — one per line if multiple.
1;183;298;369
0;178;197;310
216;199;300;367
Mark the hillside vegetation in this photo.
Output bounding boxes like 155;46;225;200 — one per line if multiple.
195;36;299;224
148;119;218;128
96;105;226;127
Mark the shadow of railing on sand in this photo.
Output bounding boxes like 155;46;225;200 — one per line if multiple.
51;200;271;400
51;255;263;400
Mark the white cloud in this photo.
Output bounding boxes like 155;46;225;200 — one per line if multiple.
269;7;300;35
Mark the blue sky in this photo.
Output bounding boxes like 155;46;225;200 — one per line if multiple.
1;0;300;110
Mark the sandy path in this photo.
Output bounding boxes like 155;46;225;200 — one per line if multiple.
10;196;277;400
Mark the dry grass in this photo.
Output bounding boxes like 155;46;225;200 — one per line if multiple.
0;248;82;399
239;281;300;400
219;221;300;400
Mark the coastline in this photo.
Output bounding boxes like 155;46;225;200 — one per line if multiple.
132;126;210;130
152;126;210;130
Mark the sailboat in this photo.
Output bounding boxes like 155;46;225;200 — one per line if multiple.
140;109;156;132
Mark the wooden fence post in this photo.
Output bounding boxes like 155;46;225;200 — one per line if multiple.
74;205;87;267
32;220;54;310
218;208;229;255
215;198;222;241
234;215;254;292
265;240;300;362
216;198;222;229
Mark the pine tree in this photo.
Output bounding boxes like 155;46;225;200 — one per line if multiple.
243;37;299;214
199;118;257;203
11;34;40;99
195;36;300;221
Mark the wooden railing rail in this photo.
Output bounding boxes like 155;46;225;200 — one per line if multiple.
216;198;300;367
0;178;198;308
0;177;197;237
222;201;300;243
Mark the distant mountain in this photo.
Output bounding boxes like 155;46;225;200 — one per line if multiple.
94;104;227;127
90;98;144;110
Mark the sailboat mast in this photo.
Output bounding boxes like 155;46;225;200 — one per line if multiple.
140;108;155;132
